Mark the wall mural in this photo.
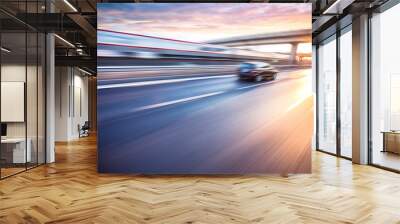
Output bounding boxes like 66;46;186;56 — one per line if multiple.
97;3;313;174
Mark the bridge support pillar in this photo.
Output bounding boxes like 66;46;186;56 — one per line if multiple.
289;43;298;64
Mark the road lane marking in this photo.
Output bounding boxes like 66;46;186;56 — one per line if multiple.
98;75;236;89
98;65;238;70
132;91;225;112
236;80;279;90
104;71;309;116
130;79;284;112
98;71;233;84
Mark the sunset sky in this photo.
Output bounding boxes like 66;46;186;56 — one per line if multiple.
98;3;311;43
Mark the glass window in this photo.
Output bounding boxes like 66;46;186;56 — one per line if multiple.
371;3;400;171
1;28;28;178
27;30;38;169
0;1;46;179
339;28;352;158
317;36;337;154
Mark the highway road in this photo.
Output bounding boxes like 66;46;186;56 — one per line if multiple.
97;68;313;174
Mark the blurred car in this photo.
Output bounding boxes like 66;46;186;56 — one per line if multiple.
238;61;278;82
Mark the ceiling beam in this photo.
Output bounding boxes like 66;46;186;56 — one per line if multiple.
67;13;97;46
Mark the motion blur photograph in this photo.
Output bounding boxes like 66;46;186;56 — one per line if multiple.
97;3;313;174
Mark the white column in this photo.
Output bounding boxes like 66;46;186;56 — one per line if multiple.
352;14;369;164
45;0;56;163
312;45;317;150
46;32;55;163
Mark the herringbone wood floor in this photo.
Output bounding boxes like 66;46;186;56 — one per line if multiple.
1;135;400;224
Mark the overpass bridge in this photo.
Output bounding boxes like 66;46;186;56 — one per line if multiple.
207;29;312;64
97;29;290;64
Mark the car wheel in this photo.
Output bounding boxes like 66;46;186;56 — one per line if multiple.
255;75;262;82
272;73;277;80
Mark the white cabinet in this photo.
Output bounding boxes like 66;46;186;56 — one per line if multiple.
1;138;32;163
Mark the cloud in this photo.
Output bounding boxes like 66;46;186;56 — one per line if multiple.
98;3;311;42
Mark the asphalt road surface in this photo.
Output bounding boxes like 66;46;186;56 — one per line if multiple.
98;68;313;174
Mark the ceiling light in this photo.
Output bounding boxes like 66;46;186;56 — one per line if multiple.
76;48;84;55
63;0;78;12
54;34;75;48
78;67;93;76
1;47;11;53
323;0;355;15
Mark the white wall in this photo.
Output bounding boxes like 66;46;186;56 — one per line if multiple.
1;64;40;138
1;64;26;139
55;66;70;141
71;73;89;138
1;64;25;81
1;63;46;164
55;67;89;141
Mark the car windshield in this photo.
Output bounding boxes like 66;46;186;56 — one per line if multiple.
240;62;269;69
240;63;256;69
256;62;270;67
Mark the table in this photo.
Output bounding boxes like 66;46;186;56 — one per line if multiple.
1;138;31;163
381;131;400;154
